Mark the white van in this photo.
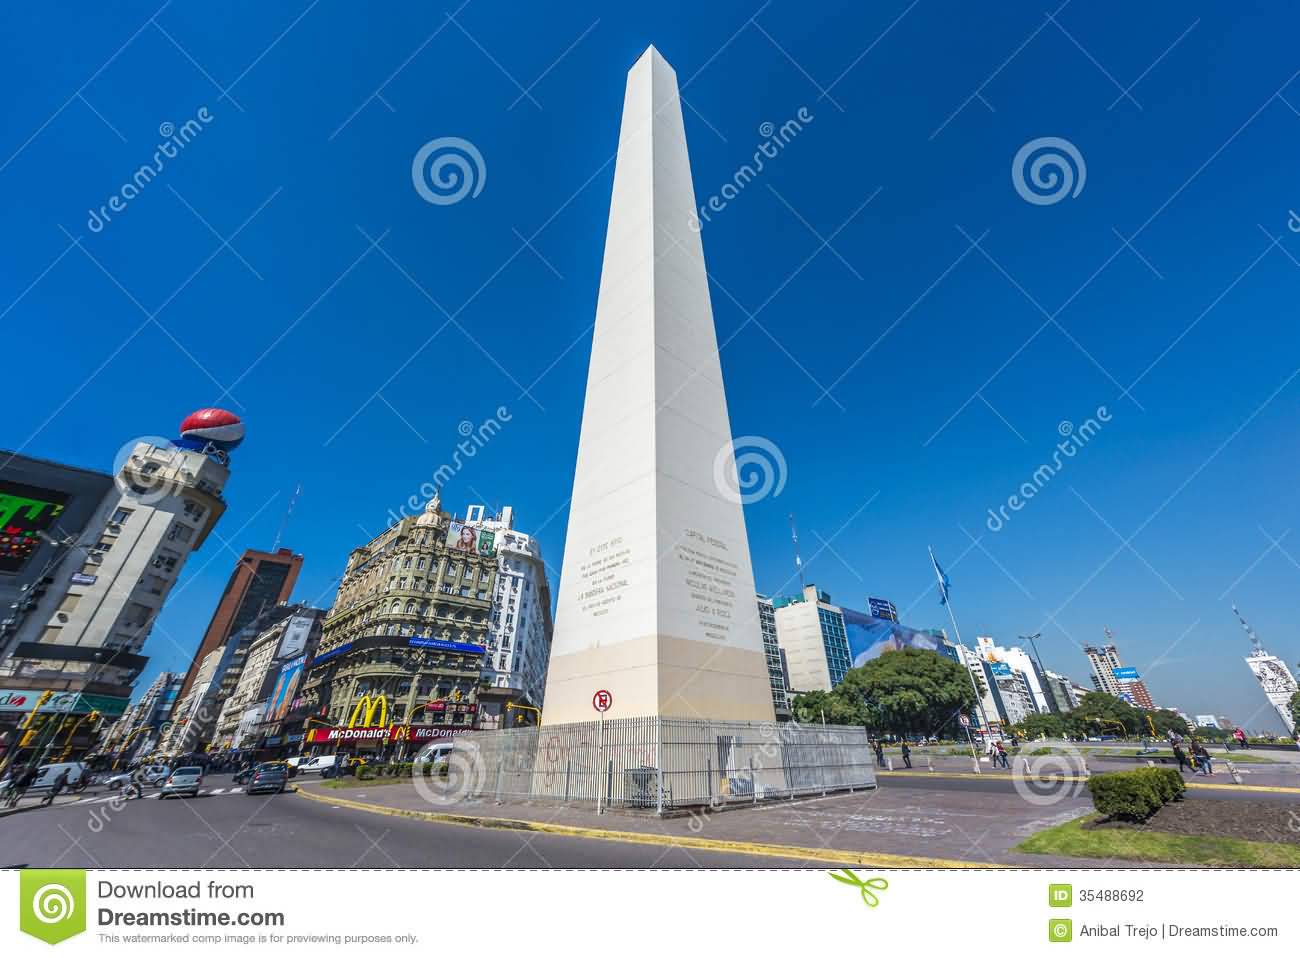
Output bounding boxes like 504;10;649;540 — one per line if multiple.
298;754;343;776
416;743;456;768
1;761;89;791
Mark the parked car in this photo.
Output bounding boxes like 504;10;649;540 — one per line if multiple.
158;766;203;799
246;763;289;795
0;761;90;793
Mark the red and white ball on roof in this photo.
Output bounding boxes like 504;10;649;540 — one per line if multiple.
179;408;245;450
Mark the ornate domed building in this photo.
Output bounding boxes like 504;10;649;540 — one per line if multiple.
299;494;498;752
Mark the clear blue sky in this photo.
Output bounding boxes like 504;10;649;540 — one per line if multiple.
4;2;1298;731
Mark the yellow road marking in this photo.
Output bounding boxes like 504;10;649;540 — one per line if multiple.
294;787;995;868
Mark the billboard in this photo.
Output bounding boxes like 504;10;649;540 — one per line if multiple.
1112;666;1140;681
988;661;1013;677
277;615;315;659
445;521;496;557
0;481;69;574
268;655;307;722
843;608;949;669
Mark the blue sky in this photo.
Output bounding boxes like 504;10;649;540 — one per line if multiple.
4;1;1299;731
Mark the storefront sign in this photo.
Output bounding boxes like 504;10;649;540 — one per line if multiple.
305;725;465;744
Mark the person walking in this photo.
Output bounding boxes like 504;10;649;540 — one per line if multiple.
873;741;886;769
901;742;912;769
994;741;1008;769
4;764;37;808
41;768;69;808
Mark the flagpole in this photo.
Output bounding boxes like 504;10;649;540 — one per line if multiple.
929;546;994;759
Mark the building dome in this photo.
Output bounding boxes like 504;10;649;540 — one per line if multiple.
179;408;245;450
414;491;442;526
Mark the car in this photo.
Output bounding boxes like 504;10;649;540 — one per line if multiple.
246;763;289;795
105;764;169;790
157;766;203;799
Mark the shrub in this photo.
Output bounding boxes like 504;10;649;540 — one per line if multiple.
1030;746;1053;756
1087;767;1185;822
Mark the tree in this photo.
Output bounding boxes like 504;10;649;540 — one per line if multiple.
1068;691;1140;737
836;648;978;737
789;689;867;727
1290;690;1300;732
1014;713;1067;740
1146;709;1190;738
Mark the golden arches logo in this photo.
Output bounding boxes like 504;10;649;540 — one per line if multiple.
347;694;388;728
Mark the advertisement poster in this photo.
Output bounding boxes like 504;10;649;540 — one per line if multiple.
843;608;949;668
268;656;306;722
445;521;496;557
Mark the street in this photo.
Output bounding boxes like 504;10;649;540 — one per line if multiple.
0;773;813;869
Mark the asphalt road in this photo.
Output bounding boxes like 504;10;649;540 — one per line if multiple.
0;774;811;869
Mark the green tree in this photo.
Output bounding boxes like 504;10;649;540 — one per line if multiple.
1290;690;1300;731
1069;691;1140;737
836;648;978;737
789;689;867;726
1013;713;1067;740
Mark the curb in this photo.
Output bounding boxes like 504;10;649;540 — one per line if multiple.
294;786;994;869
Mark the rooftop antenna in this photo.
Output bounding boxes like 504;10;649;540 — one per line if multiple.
1231;602;1263;654
788;513;804;590
271;483;301;552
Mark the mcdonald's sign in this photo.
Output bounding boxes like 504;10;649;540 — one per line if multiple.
348;694;388;729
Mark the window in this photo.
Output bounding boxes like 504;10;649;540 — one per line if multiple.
403;557;412;569
405;600;416;614
111;508;133;524
95;539;114;552
398;577;407;590
144;574;168;596
152;550;180;573
167;523;193;543
416;557;426;570
182;499;205;520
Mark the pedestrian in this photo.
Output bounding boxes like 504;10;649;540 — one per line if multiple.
41;768;69;808
901;742;912;769
1235;728;1248;750
1194;742;1213;775
994;741;1008;769
5;764;36;808
873;741;886;769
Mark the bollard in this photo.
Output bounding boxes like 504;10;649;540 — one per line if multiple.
749;756;758;805
563;759;571;803
926;751;934;772
1227;760;1243;785
886;756;893;771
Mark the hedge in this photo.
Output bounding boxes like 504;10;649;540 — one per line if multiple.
1087;767;1186;822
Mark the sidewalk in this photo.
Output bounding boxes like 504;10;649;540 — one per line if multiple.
0;788;104;816
295;778;1094;867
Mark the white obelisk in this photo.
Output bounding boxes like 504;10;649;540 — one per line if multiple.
542;46;775;725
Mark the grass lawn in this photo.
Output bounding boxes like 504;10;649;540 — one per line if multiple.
1015;814;1300;866
320;776;410;789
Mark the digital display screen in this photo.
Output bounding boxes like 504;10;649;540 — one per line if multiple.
0;481;69;574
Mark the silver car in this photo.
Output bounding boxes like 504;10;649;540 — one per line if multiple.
157;766;203;799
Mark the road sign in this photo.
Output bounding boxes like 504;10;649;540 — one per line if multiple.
592;689;613;713
958;714;970;728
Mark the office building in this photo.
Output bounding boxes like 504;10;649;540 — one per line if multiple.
772;585;852;692
757;596;791;719
464;504;553;710
298;496;496;754
1084;636;1155;709
178;547;303;701
1;415;239;757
